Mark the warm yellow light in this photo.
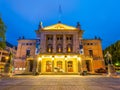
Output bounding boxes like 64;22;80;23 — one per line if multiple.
78;57;81;61
5;56;9;60
68;47;71;52
52;57;54;60
55;55;64;58
67;55;77;58
58;48;61;52
48;48;51;52
38;57;42;61
65;56;67;60
43;23;76;30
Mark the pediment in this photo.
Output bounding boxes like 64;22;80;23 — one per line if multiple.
43;23;77;30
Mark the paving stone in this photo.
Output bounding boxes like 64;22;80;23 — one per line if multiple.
0;75;120;90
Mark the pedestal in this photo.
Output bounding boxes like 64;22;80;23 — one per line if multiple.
108;64;117;76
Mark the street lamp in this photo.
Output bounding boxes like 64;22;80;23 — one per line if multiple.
5;56;9;60
38;57;42;61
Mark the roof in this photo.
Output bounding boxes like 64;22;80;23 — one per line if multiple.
17;38;36;41
6;41;14;48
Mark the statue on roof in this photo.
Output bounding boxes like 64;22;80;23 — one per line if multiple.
38;22;43;30
76;22;81;29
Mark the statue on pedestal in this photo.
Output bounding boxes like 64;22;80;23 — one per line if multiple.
105;51;116;76
105;51;112;65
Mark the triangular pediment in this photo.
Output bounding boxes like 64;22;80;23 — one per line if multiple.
43;23;77;30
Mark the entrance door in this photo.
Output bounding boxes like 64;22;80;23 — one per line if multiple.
68;61;73;72
29;60;33;72
86;60;91;71
46;61;52;72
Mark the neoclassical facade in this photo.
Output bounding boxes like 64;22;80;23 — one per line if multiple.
15;22;105;74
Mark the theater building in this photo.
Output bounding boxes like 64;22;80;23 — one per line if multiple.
15;22;105;75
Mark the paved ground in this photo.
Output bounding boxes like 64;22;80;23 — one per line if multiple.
0;75;120;90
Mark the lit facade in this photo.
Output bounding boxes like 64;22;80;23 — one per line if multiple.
15;22;105;74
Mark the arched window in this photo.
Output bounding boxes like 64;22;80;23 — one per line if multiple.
67;44;72;53
46;61;52;72
47;44;53;53
68;61;73;72
57;61;62;69
56;44;62;53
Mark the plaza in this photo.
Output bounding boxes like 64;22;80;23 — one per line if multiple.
0;75;120;90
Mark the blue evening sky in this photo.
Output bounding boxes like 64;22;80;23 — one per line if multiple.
0;0;120;49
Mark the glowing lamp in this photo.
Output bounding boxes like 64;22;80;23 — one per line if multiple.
5;56;9;60
38;57;42;61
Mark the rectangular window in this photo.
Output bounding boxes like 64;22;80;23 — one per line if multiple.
26;49;30;56
89;50;93;56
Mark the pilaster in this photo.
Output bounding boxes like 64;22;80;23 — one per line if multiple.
53;35;56;53
63;35;66;53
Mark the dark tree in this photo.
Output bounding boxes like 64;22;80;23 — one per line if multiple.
0;17;6;49
103;40;120;66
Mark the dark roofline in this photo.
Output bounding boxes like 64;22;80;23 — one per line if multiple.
18;39;36;41
6;41;14;48
83;39;102;41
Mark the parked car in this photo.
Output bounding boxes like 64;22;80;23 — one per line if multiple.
95;68;107;73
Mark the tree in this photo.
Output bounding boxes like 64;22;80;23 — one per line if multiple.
4;52;13;75
0;17;6;49
103;40;120;66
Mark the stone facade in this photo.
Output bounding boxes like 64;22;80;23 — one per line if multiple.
15;22;105;75
16;39;36;59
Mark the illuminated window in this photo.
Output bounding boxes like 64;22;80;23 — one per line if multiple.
46;61;52;72
67;44;72;53
68;61;73;72
47;44;53;53
19;68;22;70
23;68;26;70
57;61;62;69
57;44;62;53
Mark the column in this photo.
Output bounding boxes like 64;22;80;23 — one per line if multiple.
40;34;44;53
44;34;46;53
73;35;76;53
65;56;67;72
38;60;41;73
53;35;56;53
63;35;66;53
52;60;54;72
78;59;81;73
91;59;95;73
33;59;37;75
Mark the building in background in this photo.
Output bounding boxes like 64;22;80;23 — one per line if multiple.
15;22;105;75
0;42;16;74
